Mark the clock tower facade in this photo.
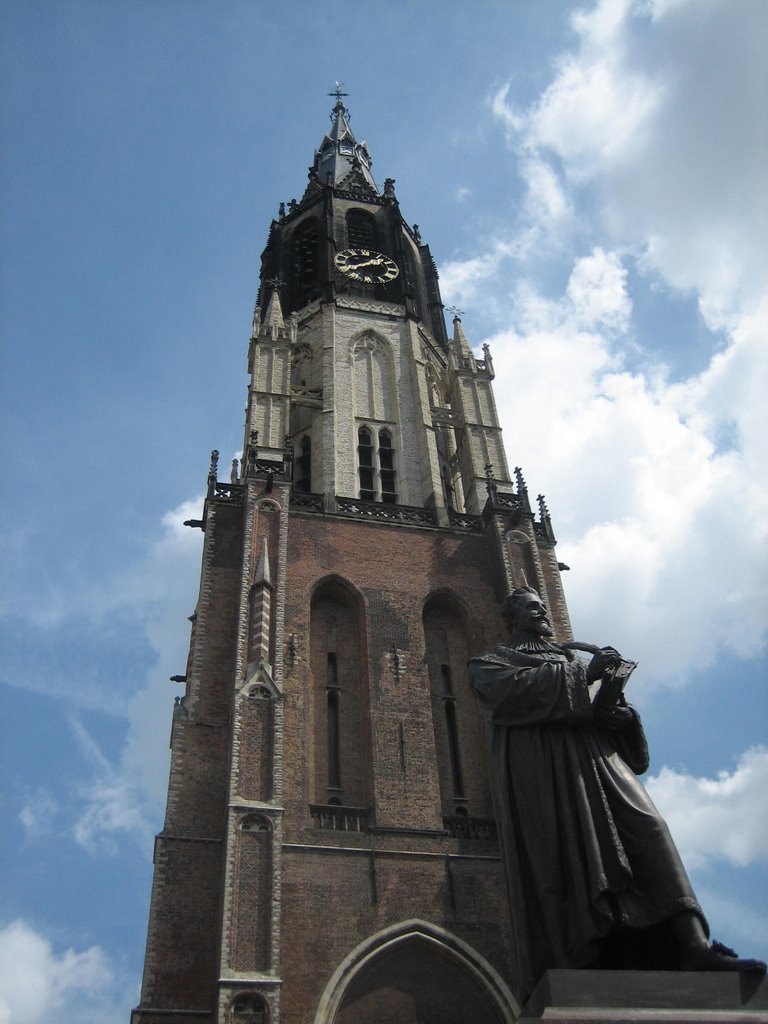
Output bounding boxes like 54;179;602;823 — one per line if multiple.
132;96;573;1024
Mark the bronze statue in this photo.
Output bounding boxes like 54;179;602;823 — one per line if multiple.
468;586;765;1000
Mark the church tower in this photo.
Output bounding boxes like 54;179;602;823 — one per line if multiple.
132;92;572;1024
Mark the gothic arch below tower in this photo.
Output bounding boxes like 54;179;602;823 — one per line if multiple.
313;919;519;1024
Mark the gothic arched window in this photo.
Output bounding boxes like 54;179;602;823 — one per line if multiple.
378;429;397;504
309;579;371;809
326;651;341;789
346;208;377;250
356;425;398;504
440;662;464;798
292;220;319;308
357;427;375;500
423;594;492;819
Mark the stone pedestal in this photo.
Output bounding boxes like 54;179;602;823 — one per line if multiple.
519;969;768;1022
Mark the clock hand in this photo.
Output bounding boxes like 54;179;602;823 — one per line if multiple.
351;257;383;269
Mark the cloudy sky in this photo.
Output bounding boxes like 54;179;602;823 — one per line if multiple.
1;1;766;1020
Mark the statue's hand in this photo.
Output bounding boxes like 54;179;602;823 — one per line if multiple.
594;705;634;730
586;647;623;682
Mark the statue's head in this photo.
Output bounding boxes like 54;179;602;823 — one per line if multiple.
502;587;554;638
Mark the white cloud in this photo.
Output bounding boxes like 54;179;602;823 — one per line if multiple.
19;789;60;841
0;494;206;721
119;498;205;814
95;497;205;618
527;55;660;182
493;1;662;181
490;83;525;135
518;155;573;233
439;240;525;310
65;497;205;852
646;746;768;870
0;920;116;1024
565;247;630;332
494;0;768;326
675;297;768;476
448;0;768;687
69;715;154;854
639;0;693;19
489;279;767;682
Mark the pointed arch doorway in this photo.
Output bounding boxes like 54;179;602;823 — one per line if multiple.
314;920;519;1024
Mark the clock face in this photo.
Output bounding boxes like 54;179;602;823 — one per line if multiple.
335;248;400;284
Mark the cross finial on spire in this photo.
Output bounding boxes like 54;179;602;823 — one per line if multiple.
446;305;465;320
329;81;349;119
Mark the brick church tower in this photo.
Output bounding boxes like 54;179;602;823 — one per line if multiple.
132;92;573;1024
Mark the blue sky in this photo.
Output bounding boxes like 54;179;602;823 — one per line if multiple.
1;1;766;1020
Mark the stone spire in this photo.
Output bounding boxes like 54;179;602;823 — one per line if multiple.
310;85;378;193
255;536;272;587
452;315;473;358
262;285;285;337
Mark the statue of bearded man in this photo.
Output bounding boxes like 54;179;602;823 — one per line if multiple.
468;586;765;1001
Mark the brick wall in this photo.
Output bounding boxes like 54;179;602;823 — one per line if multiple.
275;511;515;1022
133;497;244;1021
136;489;567;1022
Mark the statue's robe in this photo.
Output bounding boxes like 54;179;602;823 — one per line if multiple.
468;641;706;999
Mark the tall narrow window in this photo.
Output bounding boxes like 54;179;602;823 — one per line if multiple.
327;653;341;791
346;209;377;250
441;664;464;797
357;427;375;500
379;429;397;504
295;436;311;493
292;221;319;308
423;595;493;819
356;425;398;503
310;580;372;810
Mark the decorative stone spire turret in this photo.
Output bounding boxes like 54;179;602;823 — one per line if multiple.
452;315;474;360
247;537;273;679
537;493;556;543
262;284;285;337
515;466;532;513
255;536;272;587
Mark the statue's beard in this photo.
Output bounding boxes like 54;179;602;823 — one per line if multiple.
509;620;555;645
506;627;565;659
530;621;554;637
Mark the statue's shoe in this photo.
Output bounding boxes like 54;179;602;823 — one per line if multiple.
683;940;767;973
